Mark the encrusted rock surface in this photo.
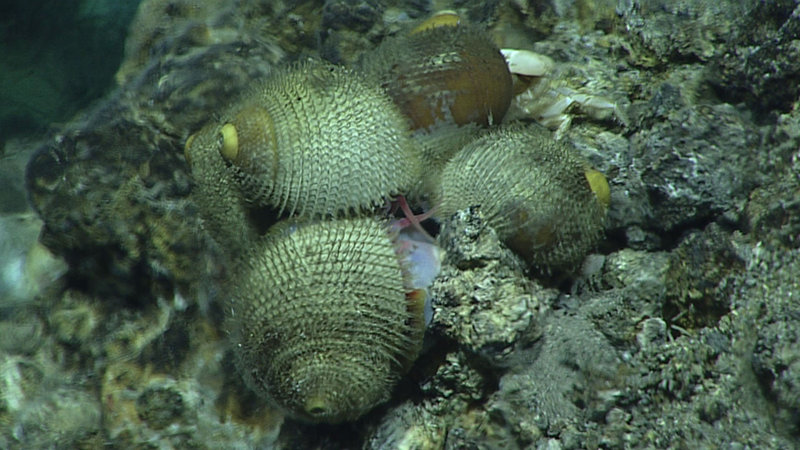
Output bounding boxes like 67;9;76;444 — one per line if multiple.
4;0;800;447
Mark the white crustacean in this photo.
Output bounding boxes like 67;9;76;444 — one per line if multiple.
501;48;627;138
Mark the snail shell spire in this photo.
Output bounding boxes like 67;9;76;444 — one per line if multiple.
217;61;421;218
436;124;608;272
229;217;426;423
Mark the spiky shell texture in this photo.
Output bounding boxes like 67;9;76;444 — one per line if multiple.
217;60;421;218
437;124;607;272
229;217;424;423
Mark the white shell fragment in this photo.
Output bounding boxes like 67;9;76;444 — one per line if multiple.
501;49;555;77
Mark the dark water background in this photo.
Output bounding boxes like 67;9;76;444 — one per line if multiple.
0;0;140;140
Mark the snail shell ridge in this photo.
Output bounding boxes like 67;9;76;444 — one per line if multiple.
436;125;608;271
215;61;421;218
229;217;425;423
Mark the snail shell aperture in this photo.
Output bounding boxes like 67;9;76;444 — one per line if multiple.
435;124;608;271
229;217;426;423
200;61;422;218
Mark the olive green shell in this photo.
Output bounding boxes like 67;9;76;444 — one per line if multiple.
436;125;607;271
213;61;421;218
229;217;424;423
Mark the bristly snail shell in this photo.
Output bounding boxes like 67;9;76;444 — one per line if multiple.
435;124;609;272
229;217;426;423
359;22;513;131
198;60;421;218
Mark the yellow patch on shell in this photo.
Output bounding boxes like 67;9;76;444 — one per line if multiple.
219;123;239;161
183;133;196;166
584;168;611;208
